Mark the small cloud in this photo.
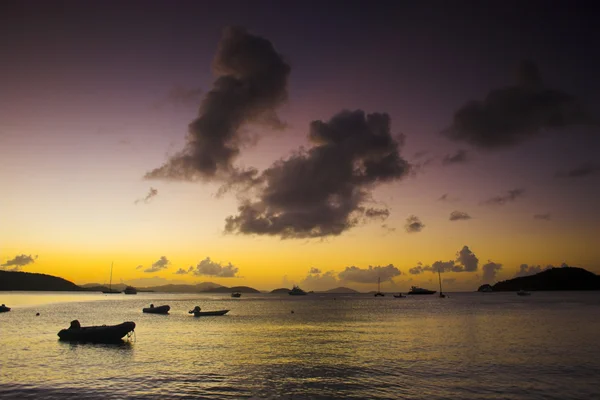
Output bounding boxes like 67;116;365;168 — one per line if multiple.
405;215;425;233
438;193;459;202
442;149;469;165
143;256;170;273
309;267;321;274
555;163;600;179
338;264;401;283
300;268;340;291
455;246;479;272
134;187;158;205
409;262;425;275
449;211;472;221
480;188;525;206
533;213;551;221
174;266;194;275
482;261;502;283
192;257;239;278
381;224;396;233
1;254;38;271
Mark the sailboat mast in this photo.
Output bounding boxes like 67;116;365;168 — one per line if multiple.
109;262;113;292
438;269;442;293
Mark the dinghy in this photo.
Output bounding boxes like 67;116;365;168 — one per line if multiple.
143;304;170;314
189;306;229;317
58;320;135;343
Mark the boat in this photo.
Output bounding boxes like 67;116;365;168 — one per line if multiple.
142;304;170;314
517;289;531;296
438;269;446;298
407;286;436;295
288;285;307;295
231;292;241;298
124;286;137;295
0;304;10;313
393;293;405;298
188;306;229;317
102;262;121;294
374;277;385;297
57;320;135;343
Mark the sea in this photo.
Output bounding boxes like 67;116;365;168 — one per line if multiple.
1;291;599;399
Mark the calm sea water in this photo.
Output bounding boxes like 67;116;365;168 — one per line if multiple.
1;291;599;399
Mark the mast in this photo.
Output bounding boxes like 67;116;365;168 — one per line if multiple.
438;268;443;297
109;262;113;292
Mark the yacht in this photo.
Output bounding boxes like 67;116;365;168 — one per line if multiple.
288;285;307;295
124;286;137;295
408;286;436;295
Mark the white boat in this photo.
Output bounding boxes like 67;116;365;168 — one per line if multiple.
288;285;307;295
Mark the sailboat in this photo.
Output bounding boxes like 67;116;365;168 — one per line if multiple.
438;268;446;298
374;277;385;297
102;262;121;294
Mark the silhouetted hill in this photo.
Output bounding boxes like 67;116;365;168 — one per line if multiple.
203;286;261;293
0;270;83;291
323;287;359;293
477;284;493;292
271;288;290;294
493;267;600;291
81;283;127;292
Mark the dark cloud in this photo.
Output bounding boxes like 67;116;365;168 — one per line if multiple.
409;262;425;275
192;257;238;277
134;187;158;205
443;61;592;149
442;149;469;165
514;263;549;277
300;268;339;291
224;110;410;238
449;211;472;221
309;267;321;274
431;260;456;273
480;188;525;206
1;254;37;271
174;266;194;275
438;193;459;202
455;246;479;272
533;213;551;221
405;215;424;233
418;246;479;274
482;261;503;283
338;264;401;283
143;256;170;273
555;163;600;179
145;26;290;182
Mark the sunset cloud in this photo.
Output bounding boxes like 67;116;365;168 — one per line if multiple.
482;261;503;283
405;215;424;233
338;264;401;283
443;61;591;149
1;254;37;271
481;188;525;206
449;211;472;221
134;187;158;205
192;257;239;277
142;256;170;273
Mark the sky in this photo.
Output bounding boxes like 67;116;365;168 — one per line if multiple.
1;0;599;292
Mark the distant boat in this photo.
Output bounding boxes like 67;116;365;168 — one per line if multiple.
231;292;241;298
517;289;531;296
143;304;170;314
58;320;135;343
0;304;10;313
438;269;446;298
124;286;137;295
188;306;229;317
393;293;405;298
289;285;307;295
374;277;385;297
408;286;436;295
102;262;121;294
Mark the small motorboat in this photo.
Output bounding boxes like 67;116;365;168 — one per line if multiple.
124;286;138;295
189;306;229;317
231;292;241;298
517;289;531;296
393;293;405;298
143;304;170;314
0;304;11;313
58;320;135;343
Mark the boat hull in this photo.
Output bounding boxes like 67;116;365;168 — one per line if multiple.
143;305;170;314
58;321;135;343
0;306;10;313
408;291;436;295
190;310;229;317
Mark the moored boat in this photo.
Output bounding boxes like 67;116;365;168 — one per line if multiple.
231;292;241;298
0;304;10;313
517;289;531;296
288;285;307;295
124;286;137;295
407;286;436;295
143;304;170;314
393;293;405;298
374;277;385;297
57;320;135;343
188;306;229;316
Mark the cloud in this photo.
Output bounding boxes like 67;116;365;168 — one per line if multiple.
449;211;472;221
431;260;456;273
143;256;170;273
514;263;549;277
1;254;37;271
134;187;158;205
443;60;592;149
338;264;401;283
191;257;239;277
145;26;290;182
224;110;410;238
442;149;469;165
455;246;479;272
555;162;600;178
437;193;459;202
415;246;479;274
482;261;503;283
405;215;424;233
309;267;321;274
409;262;425;275
300;268;340;291
480;188;525;206
174;266;194;275
533;213;551;221
381;224;396;233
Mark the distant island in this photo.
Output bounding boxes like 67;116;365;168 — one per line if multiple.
270;288;291;294
479;267;600;291
324;287;359;294
0;270;84;291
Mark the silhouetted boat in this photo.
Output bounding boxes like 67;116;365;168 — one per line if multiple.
374;277;385;297
58;320;135;343
231;292;241;298
0;304;10;312
517;289;531;296
408;286;436;295
124;286;137;295
143;304;170;314
393;293;405;298
188;306;229;317
102;262;121;294
438;269;446;298
288;285;307;295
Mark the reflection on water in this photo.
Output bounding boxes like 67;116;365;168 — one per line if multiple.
1;292;600;399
